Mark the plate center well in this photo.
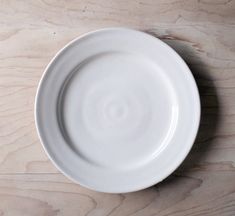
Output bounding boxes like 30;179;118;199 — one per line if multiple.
59;52;178;170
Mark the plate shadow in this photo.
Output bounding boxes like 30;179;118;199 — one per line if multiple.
144;30;220;188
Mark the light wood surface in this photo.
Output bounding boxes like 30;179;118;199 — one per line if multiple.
0;0;235;215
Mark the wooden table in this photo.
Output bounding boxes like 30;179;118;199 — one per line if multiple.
0;0;235;215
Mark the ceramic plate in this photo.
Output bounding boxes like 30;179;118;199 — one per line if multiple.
35;28;200;193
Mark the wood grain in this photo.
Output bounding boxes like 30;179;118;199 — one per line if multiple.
0;0;235;215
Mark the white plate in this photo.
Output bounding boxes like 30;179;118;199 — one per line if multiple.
35;28;200;193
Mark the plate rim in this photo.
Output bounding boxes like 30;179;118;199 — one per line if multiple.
35;27;201;193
